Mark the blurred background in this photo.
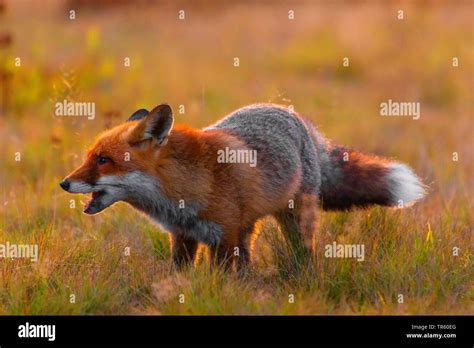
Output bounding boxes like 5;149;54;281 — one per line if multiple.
0;0;472;315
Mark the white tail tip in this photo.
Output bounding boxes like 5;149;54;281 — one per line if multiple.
388;162;426;207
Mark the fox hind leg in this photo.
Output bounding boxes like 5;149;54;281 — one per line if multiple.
296;192;319;256
275;191;319;261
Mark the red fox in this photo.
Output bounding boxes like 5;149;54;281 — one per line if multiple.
60;104;426;270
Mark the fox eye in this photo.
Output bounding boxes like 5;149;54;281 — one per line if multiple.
97;156;111;165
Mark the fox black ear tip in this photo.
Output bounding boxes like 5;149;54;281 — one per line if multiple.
153;103;173;115
159;103;172;110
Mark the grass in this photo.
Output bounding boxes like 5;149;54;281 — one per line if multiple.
0;1;472;315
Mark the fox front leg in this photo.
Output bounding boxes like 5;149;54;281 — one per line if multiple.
169;233;199;269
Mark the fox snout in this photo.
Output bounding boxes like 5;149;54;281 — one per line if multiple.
59;177;105;214
59;178;112;215
59;179;70;192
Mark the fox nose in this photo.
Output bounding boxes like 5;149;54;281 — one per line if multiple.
59;179;70;191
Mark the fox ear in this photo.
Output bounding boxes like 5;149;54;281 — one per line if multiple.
144;104;174;144
128;104;173;145
127;108;149;122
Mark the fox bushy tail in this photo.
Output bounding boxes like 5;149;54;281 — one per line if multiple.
319;144;426;211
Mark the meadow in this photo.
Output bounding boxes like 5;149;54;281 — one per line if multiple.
0;0;472;315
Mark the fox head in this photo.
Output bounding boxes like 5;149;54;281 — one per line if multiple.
60;104;174;214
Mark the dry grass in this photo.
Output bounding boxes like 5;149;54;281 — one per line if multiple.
0;0;472;315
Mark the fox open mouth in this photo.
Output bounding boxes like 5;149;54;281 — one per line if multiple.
83;190;106;214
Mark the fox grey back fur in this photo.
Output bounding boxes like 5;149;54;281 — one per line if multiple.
207;104;328;202
207;104;425;210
